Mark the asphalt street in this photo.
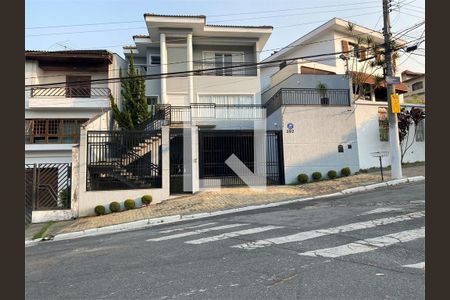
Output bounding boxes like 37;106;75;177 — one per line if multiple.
25;182;425;300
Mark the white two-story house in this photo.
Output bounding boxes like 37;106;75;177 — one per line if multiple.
122;14;276;192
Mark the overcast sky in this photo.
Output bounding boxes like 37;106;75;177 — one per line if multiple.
25;0;425;73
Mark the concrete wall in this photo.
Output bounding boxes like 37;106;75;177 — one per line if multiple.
355;102;425;169
280;105;360;184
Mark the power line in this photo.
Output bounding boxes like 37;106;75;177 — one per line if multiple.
25;40;418;90
26;1;380;30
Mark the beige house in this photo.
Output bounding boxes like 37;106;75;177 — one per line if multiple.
401;70;425;104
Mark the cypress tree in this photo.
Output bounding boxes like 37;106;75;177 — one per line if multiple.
111;53;151;130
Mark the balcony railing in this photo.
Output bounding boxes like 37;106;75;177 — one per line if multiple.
265;88;351;116
193;62;257;76
30;86;111;98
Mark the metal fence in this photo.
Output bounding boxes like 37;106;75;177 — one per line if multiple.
86;130;162;191
265;88;351;116
25;163;72;222
30;87;111;98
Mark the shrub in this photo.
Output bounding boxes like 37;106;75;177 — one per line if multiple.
312;172;322;181
297;173;309;184
327;170;337;179
94;205;106;216
141;195;153;205
109;201;121;213
124;199;136;210
341;167;351;177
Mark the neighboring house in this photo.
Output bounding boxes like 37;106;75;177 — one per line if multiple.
25;50;126;222
260;18;424;183
401;70;425;104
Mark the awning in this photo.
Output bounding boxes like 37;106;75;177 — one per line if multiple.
351;71;408;94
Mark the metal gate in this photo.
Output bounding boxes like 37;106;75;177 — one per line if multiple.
24;163;72;223
198;130;284;187
170;129;186;194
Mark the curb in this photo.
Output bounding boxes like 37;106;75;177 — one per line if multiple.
30;176;425;244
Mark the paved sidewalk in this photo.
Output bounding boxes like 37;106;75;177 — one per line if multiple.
26;164;424;239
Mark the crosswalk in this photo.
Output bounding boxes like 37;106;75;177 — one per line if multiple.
147;209;425;265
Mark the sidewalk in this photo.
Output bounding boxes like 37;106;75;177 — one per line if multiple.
25;164;424;240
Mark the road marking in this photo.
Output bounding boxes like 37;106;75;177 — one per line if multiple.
158;222;217;234
231;211;425;250
299;227;424;258
359;207;402;216
185;225;284;244
403;262;425;269
146;223;247;242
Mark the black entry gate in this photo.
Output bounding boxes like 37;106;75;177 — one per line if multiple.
198;130;284;187
25;163;71;224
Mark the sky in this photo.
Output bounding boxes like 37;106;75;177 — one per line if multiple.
25;0;425;73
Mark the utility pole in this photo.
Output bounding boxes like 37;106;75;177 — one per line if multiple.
382;0;403;179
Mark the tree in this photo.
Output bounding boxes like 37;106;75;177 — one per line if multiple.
397;107;425;163
110;53;152;130
345;22;401;103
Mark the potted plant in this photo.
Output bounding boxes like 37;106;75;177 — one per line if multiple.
317;82;329;105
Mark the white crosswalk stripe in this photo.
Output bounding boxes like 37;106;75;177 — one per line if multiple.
231;211;425;250
403;262;425;269
146;223;247;242
359;207;402;216
185;225;284;245
299;227;424;258
158;222;217;234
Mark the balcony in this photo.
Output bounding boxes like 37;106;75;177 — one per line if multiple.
265;88;351;116
193;62;257;77
28;86;111;109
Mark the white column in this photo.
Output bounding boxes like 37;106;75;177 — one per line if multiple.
160;33;168;104
187;33;194;105
161;125;170;199
370;85;376;102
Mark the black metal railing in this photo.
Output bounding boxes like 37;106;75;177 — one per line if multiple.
86;130;162;191
264;88;351;116
193;61;257;76
138;104;171;131
25;163;71;213
30;87;111;98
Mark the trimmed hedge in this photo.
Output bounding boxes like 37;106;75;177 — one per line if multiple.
327;170;337;179
341;167;351;177
312;172;322;181
124;199;136;210
141;195;153;205
297;173;309;184
109;201;121;213
94;205;106;216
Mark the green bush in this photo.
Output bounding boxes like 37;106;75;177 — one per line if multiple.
327;170;337;179
141;195;153;205
312;172;322;181
109;201;121;213
341;167;351;177
297;173;309;184
124;199;136;210
94;205;106;216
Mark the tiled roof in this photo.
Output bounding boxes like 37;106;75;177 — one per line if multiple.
25;50;113;62
144;13;206;18
133;35;150;38
25;50;111;55
207;24;273;29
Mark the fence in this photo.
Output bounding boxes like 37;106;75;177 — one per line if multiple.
265;88;351;116
86;130;162;191
25;163;72;223
30;87;111;98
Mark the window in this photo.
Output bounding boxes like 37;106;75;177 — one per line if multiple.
378;107;389;141
203;52;245;76
146;96;159;106
416;120;425;142
25;119;88;144
66;75;91;98
412;81;423;91
151;56;160;65
198;94;254;105
338;145;344;153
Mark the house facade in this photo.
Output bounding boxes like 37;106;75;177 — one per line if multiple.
401;70;425;104
25;50;126;222
260;18;424;183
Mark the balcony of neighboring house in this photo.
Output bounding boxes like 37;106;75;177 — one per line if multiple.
25;119;89;152
264;87;351;116
28;76;111;109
